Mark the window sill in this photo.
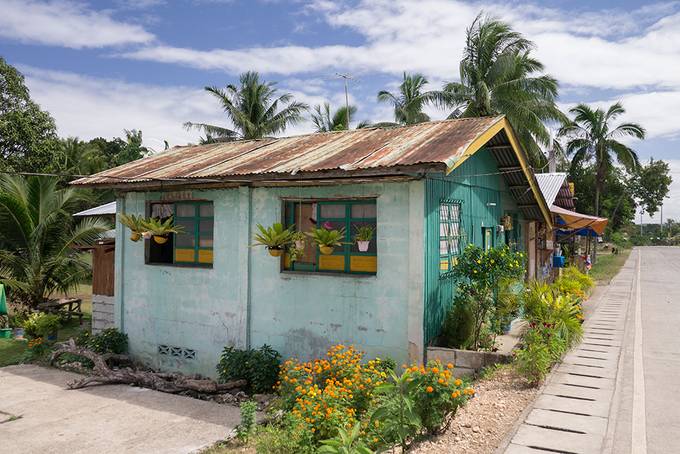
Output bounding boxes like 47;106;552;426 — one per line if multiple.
280;270;377;279
145;262;213;269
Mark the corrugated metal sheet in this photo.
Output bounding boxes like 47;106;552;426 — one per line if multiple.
72;116;504;186
535;173;567;206
73;201;117;216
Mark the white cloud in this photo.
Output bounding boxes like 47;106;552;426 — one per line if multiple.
22;67;222;150
121;0;680;92
19;66;345;149
0;0;155;48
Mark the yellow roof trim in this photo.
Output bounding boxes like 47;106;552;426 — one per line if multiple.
445;117;553;229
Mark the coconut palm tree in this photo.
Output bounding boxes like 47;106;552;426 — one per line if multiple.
54;137;106;176
185;71;309;142
311;102;358;132
560;102;645;217
0;175;109;307
444;14;564;164
377;72;449;125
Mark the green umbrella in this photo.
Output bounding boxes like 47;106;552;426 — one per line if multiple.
0;284;7;316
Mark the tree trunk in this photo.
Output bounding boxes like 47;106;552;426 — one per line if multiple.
50;339;246;393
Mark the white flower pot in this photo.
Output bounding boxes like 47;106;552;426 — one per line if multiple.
357;240;370;252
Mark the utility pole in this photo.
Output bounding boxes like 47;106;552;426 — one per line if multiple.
660;204;664;233
336;73;353;130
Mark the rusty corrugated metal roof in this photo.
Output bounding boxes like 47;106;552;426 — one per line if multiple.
72;116;504;186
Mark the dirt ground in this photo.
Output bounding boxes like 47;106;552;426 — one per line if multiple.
410;365;539;454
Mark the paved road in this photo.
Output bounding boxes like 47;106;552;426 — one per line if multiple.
0;364;240;453
606;247;680;454
504;247;680;454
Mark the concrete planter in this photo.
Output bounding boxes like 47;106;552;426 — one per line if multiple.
427;346;512;377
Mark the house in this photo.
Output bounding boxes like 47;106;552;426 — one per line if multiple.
75;202;117;333
535;172;608;275
72;116;552;377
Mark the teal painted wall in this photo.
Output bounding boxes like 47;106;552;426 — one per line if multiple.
423;148;526;344
116;190;249;377
115;181;425;377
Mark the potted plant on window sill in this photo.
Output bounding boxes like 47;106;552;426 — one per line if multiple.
252;223;295;257
142;216;184;244
118;213;147;242
307;227;346;255
354;225;375;252
291;231;306;250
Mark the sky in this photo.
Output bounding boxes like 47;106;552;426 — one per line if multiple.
1;0;679;222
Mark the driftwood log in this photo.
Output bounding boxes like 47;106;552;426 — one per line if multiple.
50;339;246;394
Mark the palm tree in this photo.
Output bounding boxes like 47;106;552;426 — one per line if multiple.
560;102;645;217
0;176;109;308
185;71;309;141
377;72;449;125
444;14;564;164
55;137;106;176
311;102;357;132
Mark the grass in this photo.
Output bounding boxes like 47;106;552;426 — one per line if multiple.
0;283;94;368
0;338;28;367
590;248;632;284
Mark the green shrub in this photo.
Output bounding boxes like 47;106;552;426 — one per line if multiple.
253;419;315;454
22;312;61;339
236;400;258;443
561;266;594;293
77;328;129;354
451;245;526;350
319;423;374;454
514;327;553;384
217;344;281;394
370;361;472;449
441;293;474;348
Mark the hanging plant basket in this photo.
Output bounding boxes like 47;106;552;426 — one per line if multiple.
267;247;284;257
319;245;335;255
357;240;370;252
130;232;142;242
153;235;169;244
294;239;305;250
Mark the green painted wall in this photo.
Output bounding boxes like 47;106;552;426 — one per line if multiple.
115;181;425;377
423;148;525;344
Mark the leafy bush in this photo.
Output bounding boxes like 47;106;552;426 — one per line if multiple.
319;423;374;454
370;362;472;449
253;419;315;454
515;280;586;384
217;344;281;394
514;327;554;384
22;312;61;339
77;328;129;354
451;245;526;350
560;266;594;294
236;400;258;443
441;293;475;349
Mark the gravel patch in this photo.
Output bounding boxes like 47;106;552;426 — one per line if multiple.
410;365;539;454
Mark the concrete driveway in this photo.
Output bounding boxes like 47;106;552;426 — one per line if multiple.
0;365;241;453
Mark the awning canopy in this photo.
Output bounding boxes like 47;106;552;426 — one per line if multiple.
551;205;608;237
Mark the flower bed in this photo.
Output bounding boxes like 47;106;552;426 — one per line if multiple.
225;345;475;453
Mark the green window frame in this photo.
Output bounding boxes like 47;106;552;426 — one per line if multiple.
439;199;462;275
283;199;377;275
146;201;214;267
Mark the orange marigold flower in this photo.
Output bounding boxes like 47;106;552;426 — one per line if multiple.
454;379;462;386
432;367;439;374
426;386;434;393
447;363;454;369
